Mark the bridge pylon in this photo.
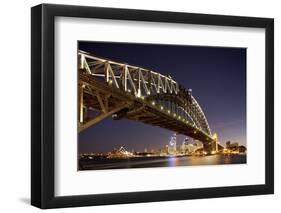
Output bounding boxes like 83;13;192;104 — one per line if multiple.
203;133;219;154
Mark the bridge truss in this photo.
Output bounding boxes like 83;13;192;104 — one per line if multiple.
78;50;218;152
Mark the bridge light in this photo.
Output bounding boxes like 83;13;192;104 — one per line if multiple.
127;89;131;93
213;133;218;140
151;101;155;106
167;110;171;114
141;96;145;100
178;116;181;119
194;131;197;134
160;106;164;110
173;113;176;117
108;79;113;85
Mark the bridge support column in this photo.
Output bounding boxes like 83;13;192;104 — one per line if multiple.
78;84;84;124
203;141;218;155
215;137;218;153
213;133;218;153
203;143;214;154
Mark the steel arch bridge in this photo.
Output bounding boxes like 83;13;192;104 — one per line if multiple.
78;50;219;153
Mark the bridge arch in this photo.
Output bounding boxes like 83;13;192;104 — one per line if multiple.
78;50;216;152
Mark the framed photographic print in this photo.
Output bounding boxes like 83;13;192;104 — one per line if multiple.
31;3;274;209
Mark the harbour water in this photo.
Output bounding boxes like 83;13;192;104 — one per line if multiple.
79;154;246;170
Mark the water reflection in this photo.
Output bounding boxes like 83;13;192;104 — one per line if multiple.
80;154;247;170
167;156;179;167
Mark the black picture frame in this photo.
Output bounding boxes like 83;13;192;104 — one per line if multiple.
31;3;274;209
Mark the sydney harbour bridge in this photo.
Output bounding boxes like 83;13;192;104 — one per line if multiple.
78;50;221;154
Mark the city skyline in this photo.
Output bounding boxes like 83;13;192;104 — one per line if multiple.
78;41;246;154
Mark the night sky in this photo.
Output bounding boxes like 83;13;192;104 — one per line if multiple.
78;41;246;154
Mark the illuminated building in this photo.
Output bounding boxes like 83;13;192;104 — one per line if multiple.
168;133;177;155
107;146;134;158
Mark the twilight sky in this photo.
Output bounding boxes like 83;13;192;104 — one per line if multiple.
78;41;246;153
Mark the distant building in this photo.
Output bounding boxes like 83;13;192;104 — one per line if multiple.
160;145;169;156
225;141;247;153
107;146;134;158
226;141;231;148
179;143;188;154
226;141;239;149
238;145;247;153
167;133;177;155
168;146;176;155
